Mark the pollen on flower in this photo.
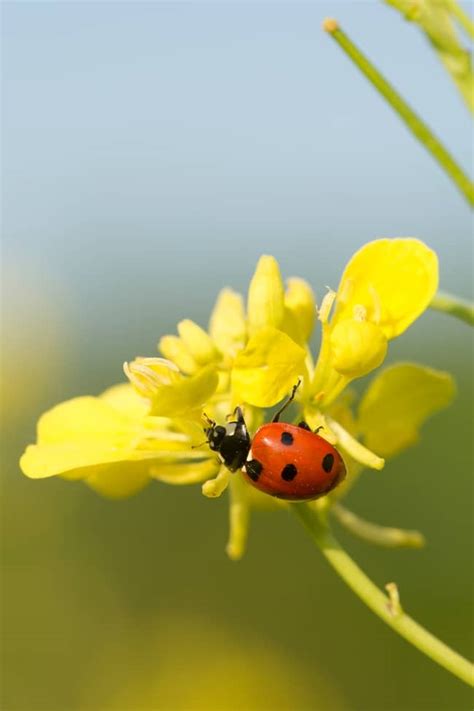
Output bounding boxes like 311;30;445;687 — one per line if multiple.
353;304;367;321
123;357;180;399
318;290;336;324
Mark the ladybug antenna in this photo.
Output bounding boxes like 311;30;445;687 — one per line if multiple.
192;440;209;449
272;380;301;423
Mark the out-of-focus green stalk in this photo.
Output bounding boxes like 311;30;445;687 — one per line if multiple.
430;290;474;325
323;19;474;207
383;0;474;111
443;0;474;39
292;502;474;686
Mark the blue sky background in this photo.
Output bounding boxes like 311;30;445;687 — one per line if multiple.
4;2;472;328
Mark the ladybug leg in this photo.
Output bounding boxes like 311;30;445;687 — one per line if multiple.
234;406;246;425
298;421;311;431
272;379;301;422
314;425;324;434
226;406;246;425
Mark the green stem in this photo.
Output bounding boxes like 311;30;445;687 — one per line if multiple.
323;19;474;207
430;290;474;325
292;502;474;686
443;0;474;40
332;503;426;548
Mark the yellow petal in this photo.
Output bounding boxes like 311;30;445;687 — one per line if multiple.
247;255;285;334
284;277;317;343
100;383;149;419
334;239;438;339
201;466;231;497
231;327;306;407
158;335;198;374
149;365;219;417
19;395;203;481
21;441;132;479
327;416;385;471
151;457;219;485
325;391;358;437
35;396;135;446
330;319;388;378
85;462;151;498
358;363;456;458
177;319;219;365
208;288;246;354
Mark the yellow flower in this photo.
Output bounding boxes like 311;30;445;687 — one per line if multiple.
20;382;219;498
20;238;453;559
310;238;438;406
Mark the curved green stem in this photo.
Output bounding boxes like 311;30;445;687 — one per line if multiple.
332;503;426;548
292;502;474;686
430;290;474;325
323;19;474;207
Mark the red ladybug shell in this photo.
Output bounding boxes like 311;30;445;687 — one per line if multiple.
244;423;346;501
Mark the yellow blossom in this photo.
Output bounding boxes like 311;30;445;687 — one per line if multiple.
20;383;218;498
329;318;388;378
177;319;219;366
19;239;454;559
311;238;439;406
283;277;317;344
333;238;438;339
208;288;246;356
247;255;285;333
231;327;306;407
358;362;456;458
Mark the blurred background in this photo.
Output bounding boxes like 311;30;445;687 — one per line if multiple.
2;2;472;709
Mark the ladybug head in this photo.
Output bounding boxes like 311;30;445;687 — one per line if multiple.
203;408;251;473
205;424;226;452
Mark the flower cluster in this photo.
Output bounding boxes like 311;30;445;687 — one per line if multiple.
21;239;455;558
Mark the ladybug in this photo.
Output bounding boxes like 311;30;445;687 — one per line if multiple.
204;382;346;501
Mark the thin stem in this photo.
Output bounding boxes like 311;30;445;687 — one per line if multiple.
292;502;474;686
443;0;474;40
326;417;385;471
430;290;474;325
383;0;474;112
332;503;425;548
323;19;474;207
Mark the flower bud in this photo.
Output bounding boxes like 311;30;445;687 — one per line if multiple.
247;255;285;334
284;277;316;342
159;335;198;374
208;288;246;354
177;320;219;365
330;319;387;378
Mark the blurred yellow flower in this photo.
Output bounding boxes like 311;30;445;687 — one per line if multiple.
20;238;453;558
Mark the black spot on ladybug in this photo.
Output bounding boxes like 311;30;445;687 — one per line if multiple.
281;463;297;481
280;431;294;446
246;459;263;481
322;453;334;473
